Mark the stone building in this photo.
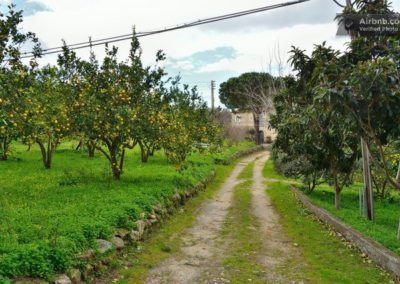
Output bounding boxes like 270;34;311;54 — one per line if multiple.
219;110;276;143
231;111;276;143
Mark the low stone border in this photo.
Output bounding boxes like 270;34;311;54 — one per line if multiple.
214;145;264;165
291;187;400;278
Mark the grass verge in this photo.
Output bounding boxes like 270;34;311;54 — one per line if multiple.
264;160;394;284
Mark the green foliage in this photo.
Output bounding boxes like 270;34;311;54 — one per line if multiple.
0;8;222;176
271;44;359;209
271;2;400;210
0;5;40;161
307;184;400;256
219;72;274;112
272;149;322;191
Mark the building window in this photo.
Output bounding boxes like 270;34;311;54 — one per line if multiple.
234;115;241;124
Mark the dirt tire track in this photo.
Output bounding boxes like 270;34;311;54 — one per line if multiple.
251;153;307;283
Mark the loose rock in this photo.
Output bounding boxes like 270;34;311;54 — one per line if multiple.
82;264;94;281
111;236;125;249
77;249;95;260
136;220;146;235
153;203;163;214
96;239;113;254
130;230;141;241
115;229;129;239
54;274;72;284
67;269;81;283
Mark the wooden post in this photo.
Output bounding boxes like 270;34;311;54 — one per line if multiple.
361;138;374;221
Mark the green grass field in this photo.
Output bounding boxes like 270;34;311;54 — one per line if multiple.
0;140;255;282
306;183;400;256
264;160;394;283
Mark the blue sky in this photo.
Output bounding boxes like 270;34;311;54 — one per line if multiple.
7;0;400;107
3;0;49;16
165;47;239;98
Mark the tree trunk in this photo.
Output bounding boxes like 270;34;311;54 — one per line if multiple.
139;142;149;163
108;147;125;180
335;186;341;210
149;146;156;157
110;152;121;180
75;139;84;151
308;177;317;192
0;138;10;161
36;138;56;169
87;140;96;158
0;152;7;161
253;112;261;145
111;165;121;180
88;147;95;158
333;171;341;210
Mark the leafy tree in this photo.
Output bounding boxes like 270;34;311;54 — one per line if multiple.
0;5;40;160
133;92;166;163
341;0;400;189
162;82;222;170
271;44;359;209
22;66;72;168
272;0;400;209
70;35;166;179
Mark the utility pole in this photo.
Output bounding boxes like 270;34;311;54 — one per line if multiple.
211;80;216;111
345;0;374;221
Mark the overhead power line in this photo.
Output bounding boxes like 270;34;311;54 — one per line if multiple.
19;0;310;59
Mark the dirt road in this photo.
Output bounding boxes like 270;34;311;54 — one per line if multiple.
145;151;306;283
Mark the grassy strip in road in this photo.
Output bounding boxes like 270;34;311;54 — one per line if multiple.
237;160;255;180
218;162;268;284
264;160;394;284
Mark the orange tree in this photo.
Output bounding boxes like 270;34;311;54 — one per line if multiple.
162;81;222;170
72;36;166;179
57;45;97;157
22;66;72;168
127;43;166;163
133;92;167;163
0;5;40;160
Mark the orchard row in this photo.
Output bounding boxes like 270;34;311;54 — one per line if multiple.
0;7;221;179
